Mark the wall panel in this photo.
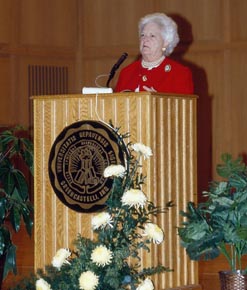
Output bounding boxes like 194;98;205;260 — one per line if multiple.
81;56;137;89
230;0;247;41
10;56;75;126
157;0;223;42
0;0;13;43
1;0;247;289
80;0;154;47
0;57;12;125
19;0;78;47
185;51;226;174
228;50;247;155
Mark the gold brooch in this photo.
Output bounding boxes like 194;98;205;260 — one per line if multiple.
142;75;147;81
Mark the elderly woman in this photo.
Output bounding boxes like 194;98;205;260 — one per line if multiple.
115;13;194;94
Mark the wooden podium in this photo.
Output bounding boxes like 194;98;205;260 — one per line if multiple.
32;92;198;289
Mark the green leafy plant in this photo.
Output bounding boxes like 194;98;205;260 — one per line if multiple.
178;153;247;273
0;126;34;279
11;127;173;290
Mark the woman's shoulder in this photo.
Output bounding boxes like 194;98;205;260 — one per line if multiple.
120;59;141;72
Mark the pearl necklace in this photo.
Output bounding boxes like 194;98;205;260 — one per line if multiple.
141;55;165;70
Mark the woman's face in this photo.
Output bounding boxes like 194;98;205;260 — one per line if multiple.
139;22;166;62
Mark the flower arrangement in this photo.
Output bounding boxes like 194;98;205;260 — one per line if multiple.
178;153;247;273
11;127;172;290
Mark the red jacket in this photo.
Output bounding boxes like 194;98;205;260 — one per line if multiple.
115;57;194;94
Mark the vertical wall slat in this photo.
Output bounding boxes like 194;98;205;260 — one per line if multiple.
28;65;69;96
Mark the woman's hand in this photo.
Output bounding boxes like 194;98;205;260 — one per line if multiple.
143;86;157;92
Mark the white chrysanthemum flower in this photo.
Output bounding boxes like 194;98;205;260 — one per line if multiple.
104;164;126;178
79;271;99;290
121;189;147;208
52;248;71;269
131;143;153;159
36;278;52;290
143;223;164;244
136;278;154;290
91;212;113;230
91;245;113;267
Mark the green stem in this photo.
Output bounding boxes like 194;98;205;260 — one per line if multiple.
0;145;14;164
124;153;141;190
219;243;234;270
232;244;236;271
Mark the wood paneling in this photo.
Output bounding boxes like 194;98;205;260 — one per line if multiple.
0;1;77;127
0;57;12;125
230;0;247;41
19;0;78;47
2;225;34;290
33;93;197;289
0;0;247;289
0;0;13;44
230;50;247;140
157;0;223;42
80;0;154;47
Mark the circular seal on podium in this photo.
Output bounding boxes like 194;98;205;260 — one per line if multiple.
48;120;125;213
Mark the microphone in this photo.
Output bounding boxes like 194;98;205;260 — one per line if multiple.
106;52;128;87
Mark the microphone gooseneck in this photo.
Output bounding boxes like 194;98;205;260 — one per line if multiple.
106;52;128;87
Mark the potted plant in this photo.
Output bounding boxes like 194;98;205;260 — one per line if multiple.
0;126;34;281
178;153;247;289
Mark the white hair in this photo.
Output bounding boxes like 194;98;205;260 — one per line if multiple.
138;13;179;56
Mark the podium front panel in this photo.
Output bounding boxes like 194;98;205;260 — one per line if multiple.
33;92;197;289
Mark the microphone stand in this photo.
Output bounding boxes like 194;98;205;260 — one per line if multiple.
106;52;128;87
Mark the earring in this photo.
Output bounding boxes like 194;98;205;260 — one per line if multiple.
162;47;166;52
